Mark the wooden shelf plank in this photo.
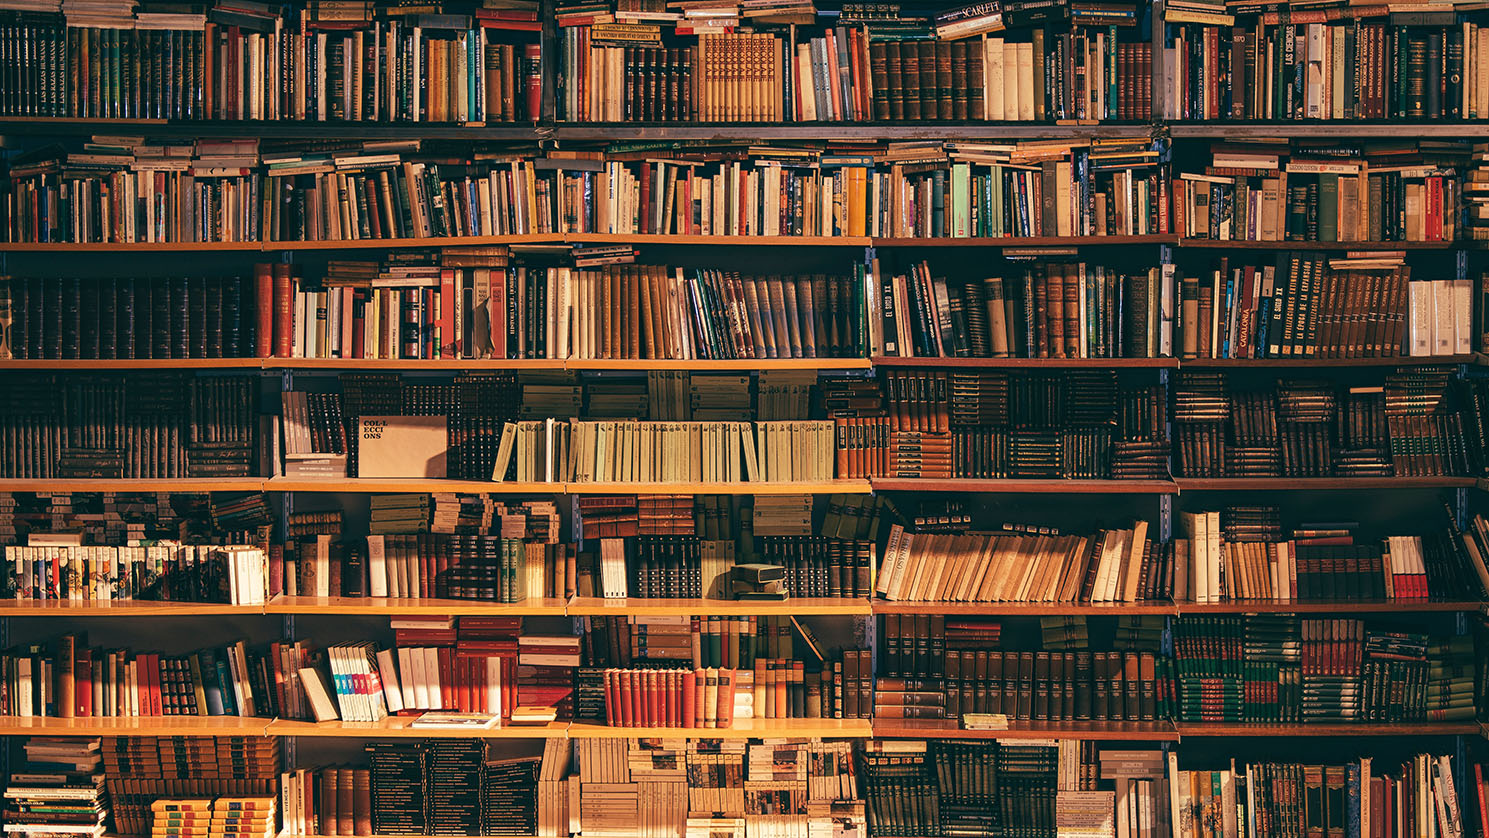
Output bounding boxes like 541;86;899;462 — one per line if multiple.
869;235;1176;247
1167;121;1489;139
1175;477;1476;491
568;597;870;616
870;478;1177;494
1178;239;1459;251
1182;355;1475;368
566;481;872;495
1174;722;1479;737
0;241;264;252
871;719;1179;740
280;358;568;371
267;234;563;250
871;356;1178;369
566;233;869;247
871;601;1176;616
566;718;872;739
264;596;569;616
0;600;261;617
0;359;266;370
568;358;871;371
265;478;564;493
0;478;266;492
1174;600;1484;614
267;718;569;738
0;715;272;736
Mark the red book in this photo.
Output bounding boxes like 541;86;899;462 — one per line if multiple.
254;263;274;357
420;536;434;601
437;647;455;709
523;44;541;120
628;670;642;727
272;264;294;357
75;648;92;717
647;670;661;726
665;670;678;727
439;269;456;358
692;669;705;728
619;670;633;727
681;670;695;728
639;165;651;235
716;668;735;729
502;656;516;719
604;670;618;725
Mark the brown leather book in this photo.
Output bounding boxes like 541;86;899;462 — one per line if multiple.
886;41;905;120
352;769;372;836
319;768;338;836
1062;264;1081;358
336;767;355;835
917;41;937;120
870;41;891;119
1046;263;1065;358
935;40;953;119
899;42;920;119
1031;265;1050;358
950;40;969;120
273;264;294;357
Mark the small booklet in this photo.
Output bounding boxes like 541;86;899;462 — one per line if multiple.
410;711;500;729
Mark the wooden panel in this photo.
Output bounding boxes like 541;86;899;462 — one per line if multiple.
566;718;872;739
567;597;871;616
265;596;570;616
871;478;1178;494
871;719;1179;740
267;718;569;738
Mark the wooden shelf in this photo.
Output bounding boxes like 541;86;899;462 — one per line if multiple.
1173;600;1484;615
872;601;1175;616
567;233;869;247
0;715;273;736
0;116;547;140
1183;355;1475;368
265;478;564;494
1167;121;1489;139
870;719;1179;740
870;235;1176;248
0;600;261;617
270;234;562;251
871;356;1177;369
568;596;870;616
0;241;265;252
267;718;569;738
0;478;266;493
0;358;867;372
0;358;267;370
870;478;1177;494
265;596;569;616
566;480;871;495
566;718;872;739
567;358;871;371
1178;239;1460;251
1174;722;1479;737
1175;477;1476;491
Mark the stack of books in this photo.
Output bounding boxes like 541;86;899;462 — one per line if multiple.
3;738;109;838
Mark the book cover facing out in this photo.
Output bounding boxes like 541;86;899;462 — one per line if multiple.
358;416;448;478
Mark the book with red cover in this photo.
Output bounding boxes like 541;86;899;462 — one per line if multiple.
254;263;273;357
272;264;294;357
692;669;705;727
716;668;735;728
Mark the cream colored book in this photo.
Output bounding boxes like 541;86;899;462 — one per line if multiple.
359;415;447;478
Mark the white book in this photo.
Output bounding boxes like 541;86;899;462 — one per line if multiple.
423;646;442;711
397;647;418;711
367;535;388;598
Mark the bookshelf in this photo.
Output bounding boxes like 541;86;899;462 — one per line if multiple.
5;3;1489;837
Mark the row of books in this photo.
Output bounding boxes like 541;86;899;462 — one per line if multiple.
873;649;1162;721
1171;615;1474;723
1174;509;1489;603
14;137;1483;244
873;520;1168;604
4;542;269;605
1174;141;1464;243
878;261;1172;360
5;137;1170;243
1173;368;1479;478
1177;256;1474;360
3;738;109;838
490;419;837;483
0;635;281;718
0;11;541;121
1164;18;1489;122
556;26;1152;123
0;374;259;479
271;261;870;362
13;264;1478;365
